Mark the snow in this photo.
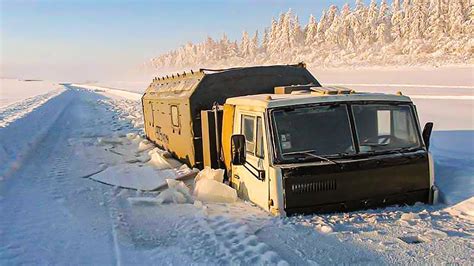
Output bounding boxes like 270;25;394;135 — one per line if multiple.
194;179;238;203
0;79;65;127
446;197;474;222
67;100;198;191
0;87;70;178
147;148;183;170
195;166;225;183
192;167;237;203
0;78;63;108
1;67;473;264
147;1;472;70
69;83;143;100
88;164;195;191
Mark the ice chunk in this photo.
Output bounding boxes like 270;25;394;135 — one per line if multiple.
148;149;182;169
194;178;237;203
166;179;193;203
154;179;193;204
400;212;420;221
126;133;137;140
316;224;334;234
137;139;154;152
97;137;123;145
156;187;187;204
89;164;177;191
195;166;225;183
193;200;203;209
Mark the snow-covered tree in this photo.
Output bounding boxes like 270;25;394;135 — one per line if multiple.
240;31;251;57
261;28;269;53
249;30;259;58
305;14;318;46
316;10;328;43
290;15;304;48
149;2;472;69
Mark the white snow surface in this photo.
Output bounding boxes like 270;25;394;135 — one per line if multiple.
0;79;65;127
0;78;63;107
0;67;473;264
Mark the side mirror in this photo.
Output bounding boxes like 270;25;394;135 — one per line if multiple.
231;134;246;165
422;122;434;150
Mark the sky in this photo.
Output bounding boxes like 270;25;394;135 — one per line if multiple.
1;0;368;82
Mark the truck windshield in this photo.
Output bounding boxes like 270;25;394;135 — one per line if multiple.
352;104;421;153
272;105;356;162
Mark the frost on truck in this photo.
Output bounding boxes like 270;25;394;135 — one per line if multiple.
142;64;437;215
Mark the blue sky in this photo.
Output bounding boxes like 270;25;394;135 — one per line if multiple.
1;0;368;81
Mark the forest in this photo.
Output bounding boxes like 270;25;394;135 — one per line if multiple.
149;0;473;69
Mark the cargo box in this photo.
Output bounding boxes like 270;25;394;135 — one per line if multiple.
142;63;320;168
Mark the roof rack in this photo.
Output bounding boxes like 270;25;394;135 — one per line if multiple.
199;62;307;73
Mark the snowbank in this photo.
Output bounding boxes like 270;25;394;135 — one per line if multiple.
0;85;65;128
193;167;237;203
430;131;474;205
0;89;71;178
0;79;63;108
445;197;474;222
69;83;142;101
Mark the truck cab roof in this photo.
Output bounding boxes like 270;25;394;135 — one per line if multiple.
226;87;412;109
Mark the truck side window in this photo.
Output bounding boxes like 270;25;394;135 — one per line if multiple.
242;115;255;155
171;105;180;127
256;117;264;158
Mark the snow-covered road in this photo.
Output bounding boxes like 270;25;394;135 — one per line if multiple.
0;85;473;264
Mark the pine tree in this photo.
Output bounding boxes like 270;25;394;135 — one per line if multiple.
249;30;259;58
149;1;471;70
352;0;368;46
410;0;427;39
240;31;250;57
367;0;379;44
448;0;466;36
377;0;392;43
305;14;318;46
290;15;304;48
262;28;269;53
316;10;328;44
281;10;293;50
427;0;447;38
268;17;279;56
391;0;403;40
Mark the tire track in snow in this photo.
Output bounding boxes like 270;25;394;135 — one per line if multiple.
0;89;125;264
174;212;289;265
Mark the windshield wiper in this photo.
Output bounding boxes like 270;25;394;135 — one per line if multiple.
396;146;421;153
282;150;339;165
362;143;389;147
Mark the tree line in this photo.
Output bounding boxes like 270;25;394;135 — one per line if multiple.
149;0;473;69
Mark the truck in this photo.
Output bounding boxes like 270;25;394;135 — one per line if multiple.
142;63;438;215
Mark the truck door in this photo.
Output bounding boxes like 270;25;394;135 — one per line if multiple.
232;112;269;211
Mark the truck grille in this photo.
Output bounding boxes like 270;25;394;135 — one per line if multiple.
290;179;337;194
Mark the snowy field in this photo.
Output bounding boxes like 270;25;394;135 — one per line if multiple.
0;78;63;108
0;67;473;264
0;79;65;127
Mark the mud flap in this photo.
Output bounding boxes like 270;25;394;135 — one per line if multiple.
429;185;439;204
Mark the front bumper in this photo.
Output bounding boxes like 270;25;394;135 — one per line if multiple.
285;188;430;215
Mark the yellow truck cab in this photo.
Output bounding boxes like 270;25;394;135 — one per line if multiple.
223;87;437;215
142;64;437;215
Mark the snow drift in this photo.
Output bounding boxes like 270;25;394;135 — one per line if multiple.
193;167;237;203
